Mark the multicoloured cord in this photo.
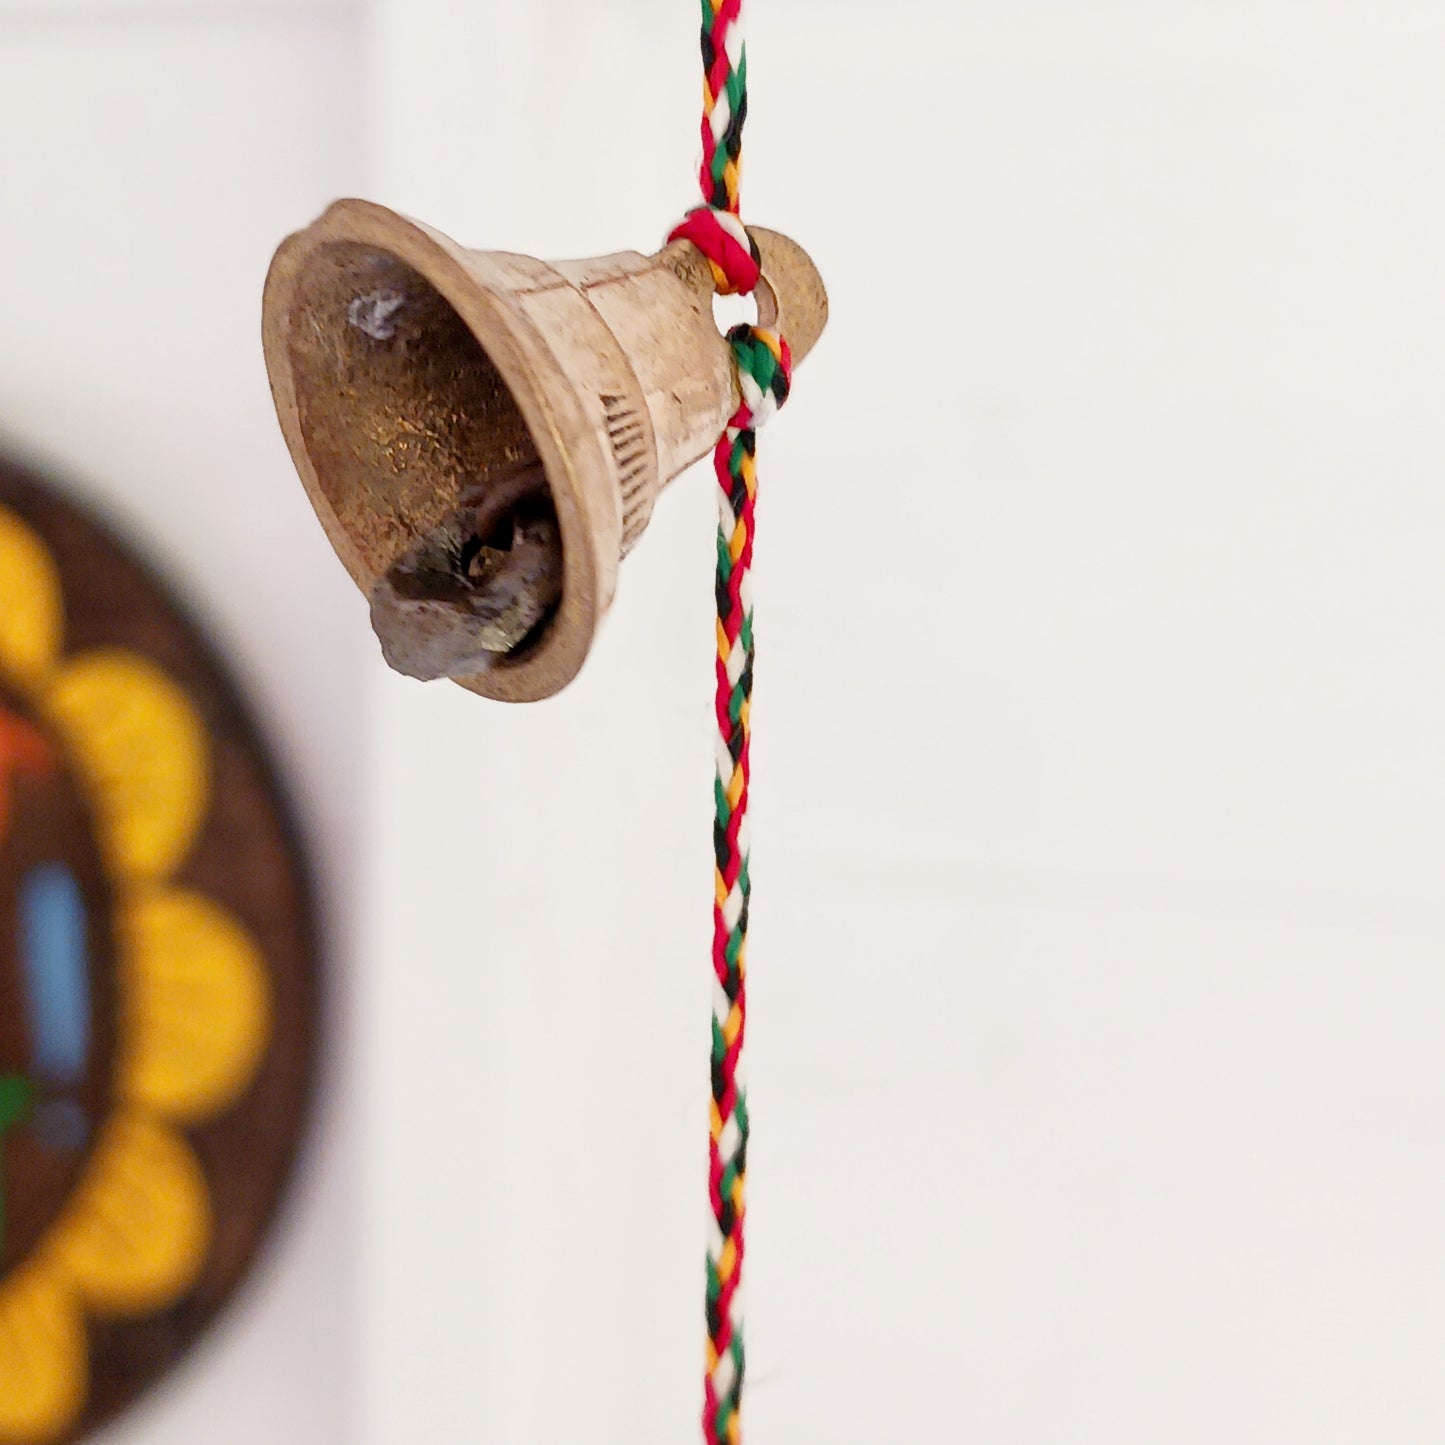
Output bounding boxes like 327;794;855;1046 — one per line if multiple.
667;1;793;1438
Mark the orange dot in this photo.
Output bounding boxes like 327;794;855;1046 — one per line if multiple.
0;706;53;841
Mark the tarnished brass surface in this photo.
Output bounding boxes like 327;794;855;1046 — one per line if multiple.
262;200;827;701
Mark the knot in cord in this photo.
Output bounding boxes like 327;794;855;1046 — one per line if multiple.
724;324;791;430
670;206;761;295
668;207;792;428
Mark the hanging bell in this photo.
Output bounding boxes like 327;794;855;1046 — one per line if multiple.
261;199;827;702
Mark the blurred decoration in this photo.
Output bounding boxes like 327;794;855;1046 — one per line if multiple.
0;457;318;1445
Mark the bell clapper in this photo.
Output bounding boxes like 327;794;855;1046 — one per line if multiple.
368;468;564;680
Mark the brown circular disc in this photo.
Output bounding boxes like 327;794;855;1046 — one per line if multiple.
0;456;318;1444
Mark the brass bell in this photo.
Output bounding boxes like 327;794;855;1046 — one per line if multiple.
261;199;827;702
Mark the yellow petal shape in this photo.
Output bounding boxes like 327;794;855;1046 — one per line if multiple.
0;1263;86;1444
46;1111;211;1318
45;651;208;883
118;889;272;1123
0;508;63;692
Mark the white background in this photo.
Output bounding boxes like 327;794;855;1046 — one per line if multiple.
3;1;1444;1442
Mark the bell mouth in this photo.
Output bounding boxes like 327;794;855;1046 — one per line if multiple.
279;238;564;677
263;200;620;702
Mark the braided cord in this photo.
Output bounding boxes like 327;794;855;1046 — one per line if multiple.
670;2;793;1439
700;0;746;214
706;322;788;1445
